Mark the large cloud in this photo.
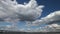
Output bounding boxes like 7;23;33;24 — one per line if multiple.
29;11;60;32
32;11;60;26
0;0;45;32
0;0;44;22
16;0;44;21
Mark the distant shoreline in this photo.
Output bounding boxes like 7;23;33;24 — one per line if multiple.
0;30;60;34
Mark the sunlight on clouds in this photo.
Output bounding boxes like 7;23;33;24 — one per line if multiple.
0;0;44;32
44;24;60;32
16;0;44;21
0;0;44;22
31;11;60;32
32;11;60;26
0;0;60;32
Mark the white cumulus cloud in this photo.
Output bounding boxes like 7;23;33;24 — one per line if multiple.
0;0;44;22
0;0;44;32
32;11;60;26
44;24;60;32
0;0;60;32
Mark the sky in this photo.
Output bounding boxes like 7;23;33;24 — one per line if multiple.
17;0;60;18
0;0;60;32
17;0;60;31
